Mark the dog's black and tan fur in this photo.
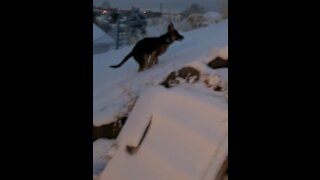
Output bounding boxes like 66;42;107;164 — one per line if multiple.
109;23;184;72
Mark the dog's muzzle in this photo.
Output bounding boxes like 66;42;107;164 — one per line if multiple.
177;35;184;41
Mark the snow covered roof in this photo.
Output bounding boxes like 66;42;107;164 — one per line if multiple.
93;23;115;46
99;87;228;180
93;23;106;42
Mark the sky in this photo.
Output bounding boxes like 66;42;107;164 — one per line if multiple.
93;0;227;13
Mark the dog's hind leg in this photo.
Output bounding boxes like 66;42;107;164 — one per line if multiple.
133;54;144;72
143;54;152;71
134;54;148;72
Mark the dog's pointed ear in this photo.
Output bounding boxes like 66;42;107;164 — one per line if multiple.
168;23;174;31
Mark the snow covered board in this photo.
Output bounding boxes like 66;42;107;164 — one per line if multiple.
99;86;228;180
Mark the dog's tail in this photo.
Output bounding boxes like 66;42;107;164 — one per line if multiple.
109;52;133;68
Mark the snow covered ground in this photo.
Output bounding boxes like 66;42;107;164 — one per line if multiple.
93;19;228;179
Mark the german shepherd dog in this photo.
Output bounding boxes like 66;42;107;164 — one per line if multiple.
109;23;184;72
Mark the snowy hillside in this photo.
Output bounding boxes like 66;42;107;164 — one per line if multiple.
93;20;228;179
93;20;228;125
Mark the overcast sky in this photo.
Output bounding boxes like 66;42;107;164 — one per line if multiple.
93;0;226;13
